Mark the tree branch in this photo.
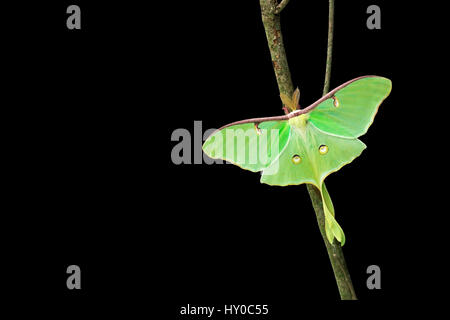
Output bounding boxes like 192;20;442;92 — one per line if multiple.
306;184;357;300
259;0;357;300
259;0;294;112
274;0;291;14
323;0;334;96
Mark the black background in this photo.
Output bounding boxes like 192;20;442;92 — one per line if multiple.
3;0;435;316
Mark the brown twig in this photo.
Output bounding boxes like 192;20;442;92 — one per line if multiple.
274;0;291;14
323;0;334;95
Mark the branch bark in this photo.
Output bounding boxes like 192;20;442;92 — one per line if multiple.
260;0;294;106
274;0;291;14
306;183;357;300
259;0;357;300
323;0;334;95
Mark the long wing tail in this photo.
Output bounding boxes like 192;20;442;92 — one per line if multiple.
321;182;346;246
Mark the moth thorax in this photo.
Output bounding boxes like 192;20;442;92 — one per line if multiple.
289;114;309;129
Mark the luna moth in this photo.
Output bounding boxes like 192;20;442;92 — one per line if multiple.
202;76;392;245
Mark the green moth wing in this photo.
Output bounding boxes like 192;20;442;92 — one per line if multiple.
322;183;345;245
203;120;290;172
259;115;365;245
261;117;366;187
308;76;392;138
